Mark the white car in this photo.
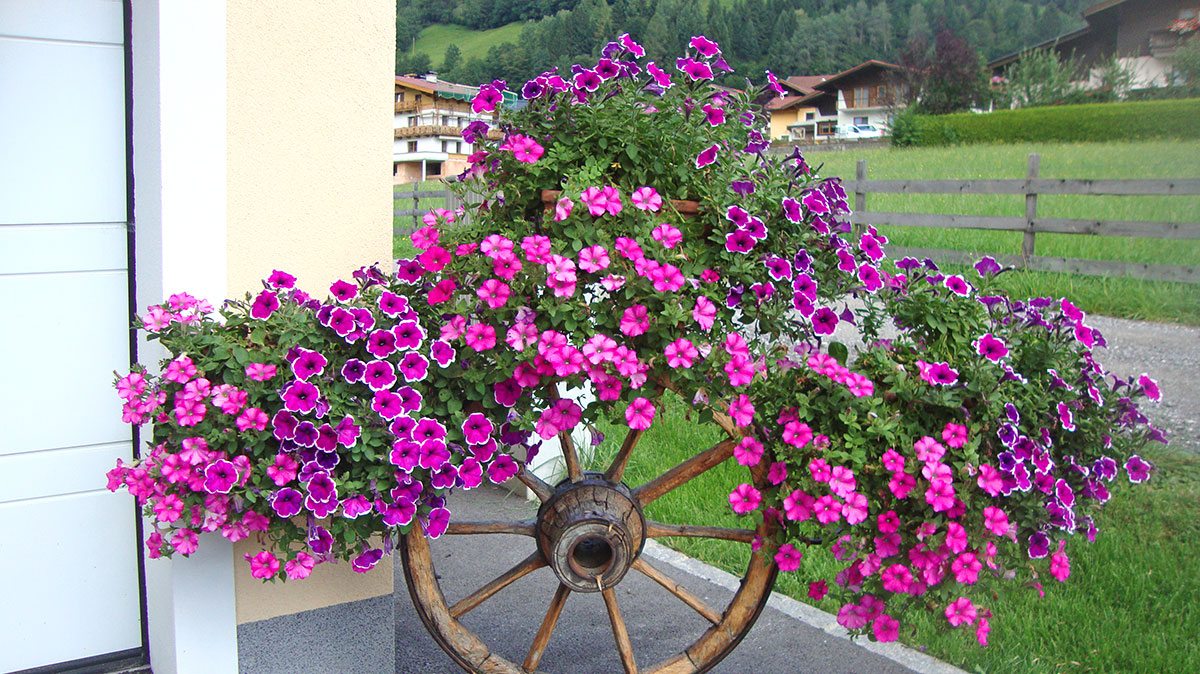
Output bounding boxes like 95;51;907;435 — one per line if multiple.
839;124;885;140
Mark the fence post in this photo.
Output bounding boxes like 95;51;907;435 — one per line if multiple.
411;188;420;233
853;159;867;239
1022;153;1040;266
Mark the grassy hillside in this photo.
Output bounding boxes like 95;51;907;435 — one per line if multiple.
406;22;528;69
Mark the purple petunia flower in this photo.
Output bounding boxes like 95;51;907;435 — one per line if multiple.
974;256;1002;277
811;307;839;336
975;334;1009;362
1124;455;1153;483
696;143;719;168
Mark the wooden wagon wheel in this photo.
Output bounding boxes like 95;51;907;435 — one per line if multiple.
399;403;779;673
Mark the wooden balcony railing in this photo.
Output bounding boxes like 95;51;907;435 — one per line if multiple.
394;125;462;139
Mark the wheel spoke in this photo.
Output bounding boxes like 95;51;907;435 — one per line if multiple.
644;520;756;544
558;429;584;483
449;551;546;619
631;558;722;625
517;465;554;502
445;520;536;537
631;438;736;507
601;587;638;674
604;428;644;483
523;584;571;672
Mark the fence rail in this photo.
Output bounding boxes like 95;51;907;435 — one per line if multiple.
394;179;485;236
848;154;1200;284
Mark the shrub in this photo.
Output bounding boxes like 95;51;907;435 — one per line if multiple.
893;98;1200;146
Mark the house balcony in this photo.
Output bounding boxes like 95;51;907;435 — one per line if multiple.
1150;29;1193;59
395;100;420;113
394;124;461;139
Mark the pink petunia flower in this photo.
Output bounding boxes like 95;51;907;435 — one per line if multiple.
733;437;764;466
578;245;610;273
619;305;650;337
774;544;803;571
664;338;698;369
651;224;683;249
729;483;762;515
728;394;754;427
625;397;656;430
631;186;662;212
945;597;977;627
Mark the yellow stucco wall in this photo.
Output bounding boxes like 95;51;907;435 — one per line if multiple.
768;106;817;140
224;0;396;623
226;0;394;297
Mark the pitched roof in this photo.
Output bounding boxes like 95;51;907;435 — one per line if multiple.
782;75;830;95
810;60;904;90
395;75;483;99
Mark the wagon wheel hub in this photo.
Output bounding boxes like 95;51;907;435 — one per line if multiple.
536;475;645;593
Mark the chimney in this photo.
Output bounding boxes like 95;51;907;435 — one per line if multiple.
423;72;438;82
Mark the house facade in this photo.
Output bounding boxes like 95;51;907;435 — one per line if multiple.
988;0;1200;89
1;2;395;672
767;61;907;142
393;75;508;183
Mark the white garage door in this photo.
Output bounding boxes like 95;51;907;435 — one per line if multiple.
0;1;143;670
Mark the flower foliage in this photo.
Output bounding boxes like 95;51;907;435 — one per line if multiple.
109;34;1162;644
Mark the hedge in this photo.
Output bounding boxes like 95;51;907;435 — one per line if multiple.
894;98;1200;147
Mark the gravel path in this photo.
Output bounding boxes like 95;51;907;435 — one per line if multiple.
1088;315;1200;454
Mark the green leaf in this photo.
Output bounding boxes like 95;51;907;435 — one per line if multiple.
828;341;849;365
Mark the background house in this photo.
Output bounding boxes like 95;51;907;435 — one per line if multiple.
988;0;1200;89
767;61;908;142
393;74;509;183
1;1;395;672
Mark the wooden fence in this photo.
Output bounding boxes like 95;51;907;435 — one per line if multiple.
847;154;1200;284
393;183;459;236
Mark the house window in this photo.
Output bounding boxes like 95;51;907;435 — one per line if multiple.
805;112;815;121
441;140;449;152
454;141;462;154
817;121;836;136
407;141;418;153
427;161;443;177
408;116;418;127
396;92;405;102
441;115;450;125
854;116;868;126
854;87;869;108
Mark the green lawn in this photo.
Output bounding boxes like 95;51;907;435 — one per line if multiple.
408;22;529;68
805;141;1200;324
585;394;1200;674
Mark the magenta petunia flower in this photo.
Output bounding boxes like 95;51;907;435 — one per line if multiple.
688;35;721;57
203;459;239;494
651;224;682;248
695;143;719;169
664;338;698;369
811;307;838;335
244;362;277;382
873;614;899;642
974;333;1009;362
1138;374;1162;402
646;60;673;88
733;437;764;466
363;360;397;391
774;544;803;572
619;304;650;337
1124;454;1152;483
944;597;977;627
728;394;754;427
625;397;656;430
398;352;429;382
351;548;384;574
501;134;544;164
282;380;320;413
487;454;519;484
631;186;662;212
250;290;280;320
461;412;493;445
728;483;761;515
329;279;358;303
783;489;813;521
813;495;842;524
943;274;972;296
725;229;756;254
702;103;726;126
464;322;497;352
